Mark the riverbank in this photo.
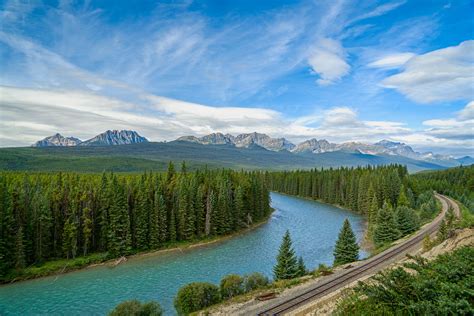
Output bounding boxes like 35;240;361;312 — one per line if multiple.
1;212;273;285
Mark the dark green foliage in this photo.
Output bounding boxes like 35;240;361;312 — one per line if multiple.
174;282;221;315
411;165;474;213
273;230;299;280
437;219;448;241
333;219;359;266
220;274;244;299
108;299;163;316
242;272;269;292
268;165;411;235
297;256;307;276
373;202;400;246
0;168;270;279
335;246;474;315
395;206;419;236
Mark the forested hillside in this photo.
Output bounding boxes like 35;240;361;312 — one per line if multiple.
267;165;441;245
0;163;271;280
411;165;474;212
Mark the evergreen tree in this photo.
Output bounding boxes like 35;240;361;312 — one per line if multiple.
333;219;359;266
273;230;299;280
373;202;400;246
15;227;26;270
397;188;409;206
297;256;307;277
437;219;448;241
395;206;419;236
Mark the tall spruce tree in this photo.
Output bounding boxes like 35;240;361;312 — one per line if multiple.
333;219;359;266
373;201;400;246
297;256;307;277
395;206;419;236
273;230;299;280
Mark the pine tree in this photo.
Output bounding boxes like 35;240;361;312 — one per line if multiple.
395;206;419;236
0;177;16;275
15;227;26;270
437;219;448;241
333;219;359;266
297;256;307;277
373;202;400;246
273;230;299;280
397;188;409;206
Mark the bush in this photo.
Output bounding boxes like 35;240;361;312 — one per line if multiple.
243;272;269;292
220;274;244;299
335;246;474;315
109;300;162;316
174;282;220;315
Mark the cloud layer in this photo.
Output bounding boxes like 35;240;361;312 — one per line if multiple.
1;85;472;156
382;40;474;103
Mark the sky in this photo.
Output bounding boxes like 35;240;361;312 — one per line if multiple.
0;0;473;156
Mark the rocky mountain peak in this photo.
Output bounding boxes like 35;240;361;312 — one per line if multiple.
81;130;148;146
32;133;82;147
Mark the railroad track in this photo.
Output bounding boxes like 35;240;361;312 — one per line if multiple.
257;193;458;316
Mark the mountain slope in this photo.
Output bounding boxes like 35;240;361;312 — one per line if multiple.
0;141;445;173
80;130;148;146
33;133;82;147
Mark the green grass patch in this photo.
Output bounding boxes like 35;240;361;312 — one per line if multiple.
2;253;109;283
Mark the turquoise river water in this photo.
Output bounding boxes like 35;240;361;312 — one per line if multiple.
0;192;367;315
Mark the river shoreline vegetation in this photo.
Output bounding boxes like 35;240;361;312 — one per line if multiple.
166;165;473;315
0;163;271;283
267;164;442;246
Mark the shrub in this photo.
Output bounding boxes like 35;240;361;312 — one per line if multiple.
174;282;220;315
243;272;269;292
335;246;474;315
220;274;244;299
109;300;162;316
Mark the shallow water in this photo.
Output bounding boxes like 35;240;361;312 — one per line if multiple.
0;192;367;315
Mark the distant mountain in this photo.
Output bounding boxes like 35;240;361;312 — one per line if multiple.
32;130;148;147
33;133;82;147
456;156;474;165
233;132;295;151
1;140;447;173
80;130;148;146
177;133;467;167
29;131;470;170
178;132;295;151
177;133;234;145
292;139;336;153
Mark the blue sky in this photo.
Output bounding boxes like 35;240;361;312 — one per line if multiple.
0;0;473;156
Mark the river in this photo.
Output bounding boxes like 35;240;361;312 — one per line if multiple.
0;192;367;315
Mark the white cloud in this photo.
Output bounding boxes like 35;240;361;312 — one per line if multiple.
382;40;474;103
421;102;474;147
368;52;415;68
308;38;350;85
458;101;474;121
349;1;406;24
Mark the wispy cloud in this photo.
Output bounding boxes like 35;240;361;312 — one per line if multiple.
308;38;350;85
382;40;474;103
368;52;415;69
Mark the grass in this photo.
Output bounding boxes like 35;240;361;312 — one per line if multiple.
2;253;109;283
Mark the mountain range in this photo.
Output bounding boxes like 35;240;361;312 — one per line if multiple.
176;132;470;166
33;130;148;147
17;130;471;173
